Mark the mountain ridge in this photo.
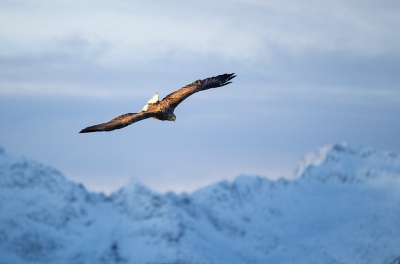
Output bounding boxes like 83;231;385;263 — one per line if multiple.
0;143;399;264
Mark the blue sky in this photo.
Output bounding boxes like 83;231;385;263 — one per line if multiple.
1;0;399;193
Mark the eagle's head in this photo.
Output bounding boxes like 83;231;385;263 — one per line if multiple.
167;113;176;122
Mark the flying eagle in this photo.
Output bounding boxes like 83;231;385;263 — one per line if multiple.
79;73;236;133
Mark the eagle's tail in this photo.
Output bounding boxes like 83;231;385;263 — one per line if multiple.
141;92;159;112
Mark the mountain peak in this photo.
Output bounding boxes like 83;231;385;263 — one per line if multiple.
0;146;68;192
111;177;169;221
295;143;336;177
296;143;400;183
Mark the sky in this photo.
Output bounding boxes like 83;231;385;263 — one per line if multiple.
1;0;399;194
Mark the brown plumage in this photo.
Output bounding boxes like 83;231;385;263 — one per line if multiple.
79;73;236;133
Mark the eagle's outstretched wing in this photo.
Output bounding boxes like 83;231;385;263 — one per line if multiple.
79;111;156;133
160;73;236;110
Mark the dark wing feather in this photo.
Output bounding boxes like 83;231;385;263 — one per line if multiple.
79;111;156;133
161;73;236;110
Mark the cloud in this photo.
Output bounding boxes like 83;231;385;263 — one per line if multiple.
1;0;399;60
1;38;399;104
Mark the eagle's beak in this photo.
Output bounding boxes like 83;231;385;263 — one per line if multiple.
172;116;176;122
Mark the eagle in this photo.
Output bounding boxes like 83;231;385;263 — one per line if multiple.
79;73;236;133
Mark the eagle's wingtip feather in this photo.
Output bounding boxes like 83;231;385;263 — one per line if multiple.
79;125;102;133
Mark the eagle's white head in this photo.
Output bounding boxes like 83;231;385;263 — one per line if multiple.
166;113;176;122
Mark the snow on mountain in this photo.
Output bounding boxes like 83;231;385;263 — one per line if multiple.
0;143;400;264
296;143;400;183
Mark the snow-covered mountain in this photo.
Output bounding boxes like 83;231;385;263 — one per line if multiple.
0;143;400;264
